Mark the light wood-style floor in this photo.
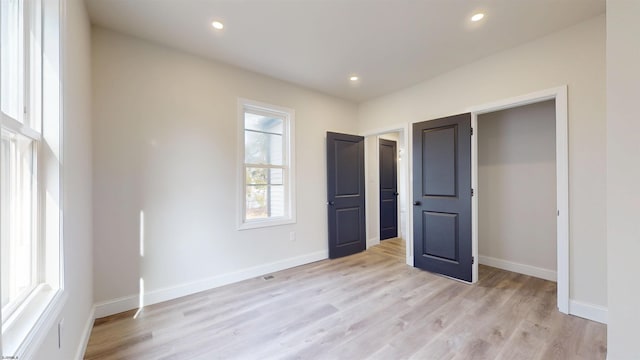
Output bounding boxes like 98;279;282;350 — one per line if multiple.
84;238;606;359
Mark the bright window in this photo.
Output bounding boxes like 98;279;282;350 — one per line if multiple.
1;0;61;356
1;129;37;320
0;0;24;123
239;99;295;229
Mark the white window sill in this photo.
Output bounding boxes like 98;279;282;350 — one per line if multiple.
238;217;296;230
2;285;66;358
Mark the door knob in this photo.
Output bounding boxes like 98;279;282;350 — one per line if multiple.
413;201;421;206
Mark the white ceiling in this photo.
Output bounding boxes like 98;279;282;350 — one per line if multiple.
85;0;605;102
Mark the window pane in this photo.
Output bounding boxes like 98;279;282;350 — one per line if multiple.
269;168;283;185
1;129;36;317
246;185;267;220
245;184;286;220
269;185;285;217
0;132;11;307
1;0;24;121
245;112;283;134
246;167;267;185
244;130;283;165
28;0;42;133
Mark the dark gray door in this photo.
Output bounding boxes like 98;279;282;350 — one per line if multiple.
379;138;398;240
412;113;472;281
327;132;366;259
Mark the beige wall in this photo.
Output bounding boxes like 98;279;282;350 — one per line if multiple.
91;28;358;310
607;0;640;358
358;16;606;308
478;100;556;276
33;0;94;358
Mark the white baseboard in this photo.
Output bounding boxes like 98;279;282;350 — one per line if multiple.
569;299;608;324
478;256;607;324
367;237;380;248
93;294;139;319
94;250;328;318
478;255;557;282
74;305;95;360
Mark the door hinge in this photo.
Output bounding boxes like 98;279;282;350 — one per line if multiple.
471;127;474;135
471;188;474;196
472;256;475;265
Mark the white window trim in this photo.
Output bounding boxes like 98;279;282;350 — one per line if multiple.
2;285;66;358
0;0;64;357
237;98;296;230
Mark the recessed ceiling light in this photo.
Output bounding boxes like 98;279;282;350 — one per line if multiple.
471;13;485;22
212;21;224;30
350;75;359;81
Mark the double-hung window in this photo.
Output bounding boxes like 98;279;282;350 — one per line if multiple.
1;0;61;356
239;99;295;229
2;0;41;318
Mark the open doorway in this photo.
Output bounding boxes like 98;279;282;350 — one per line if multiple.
364;128;410;264
470;86;569;313
476;100;557;283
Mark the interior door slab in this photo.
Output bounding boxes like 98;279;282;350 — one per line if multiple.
327;132;366;258
412;113;472;281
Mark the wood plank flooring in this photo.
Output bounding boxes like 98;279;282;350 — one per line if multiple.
84;238;606;359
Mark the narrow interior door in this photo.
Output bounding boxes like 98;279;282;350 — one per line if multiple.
412;113;472;281
327;132;366;258
379;138;398;240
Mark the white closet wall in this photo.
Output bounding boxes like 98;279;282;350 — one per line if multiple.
478;100;557;279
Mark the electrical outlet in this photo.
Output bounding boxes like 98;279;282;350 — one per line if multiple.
289;232;296;242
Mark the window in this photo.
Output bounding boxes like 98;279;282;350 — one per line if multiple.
1;0;41;321
1;129;37;320
239;99;295;229
1;0;61;356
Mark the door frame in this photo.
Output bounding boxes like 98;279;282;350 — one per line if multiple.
362;124;412;266
467;85;569;314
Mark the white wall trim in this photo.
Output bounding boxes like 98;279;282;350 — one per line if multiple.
569;299;608;324
360;122;409;138
406;125;413;267
359;123;412;267
74;305;95;360
478;255;557;282
94;250;327;318
364;136;379;249
468;85;569;314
